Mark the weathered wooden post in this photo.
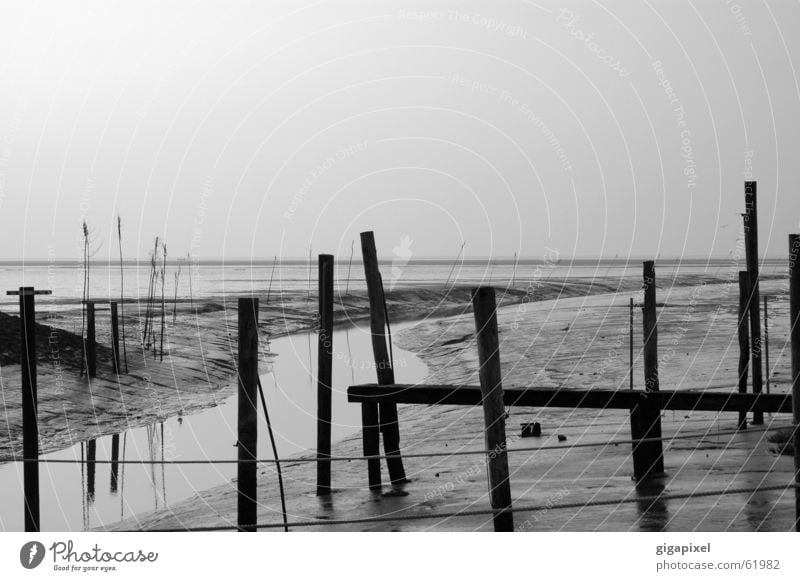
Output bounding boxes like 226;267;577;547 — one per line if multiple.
764;295;770;395
737;272;750;430
110;433;120;493
360;231;406;486
629;297;634;390
471;286;513;532
6;286;50;532
361;402;382;490
788;234;800;531
86;301;96;379
744;181;764;424
630;261;664;481
111;302;121;375
237;297;259;531
316;254;334;496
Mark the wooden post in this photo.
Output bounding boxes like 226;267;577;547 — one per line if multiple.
360;231;406;485
630;261;664;481
764;295;770;395
86;301;96;379
361;403;382;490
316;254;334;496
788;234;800;531
18;287;40;532
629;297;634;390
737;272;750;430
471;286;513;532
744;181;764;424
237;297;259;531
111;302;121;375
110;434;120;493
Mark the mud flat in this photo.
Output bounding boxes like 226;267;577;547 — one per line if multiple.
110;273;797;531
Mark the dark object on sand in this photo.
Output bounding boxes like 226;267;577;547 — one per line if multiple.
520;422;541;438
557;434;567;442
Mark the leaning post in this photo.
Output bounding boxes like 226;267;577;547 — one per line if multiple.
360;231;406;486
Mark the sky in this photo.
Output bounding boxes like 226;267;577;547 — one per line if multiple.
0;0;798;262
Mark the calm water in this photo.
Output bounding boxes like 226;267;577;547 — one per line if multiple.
0;322;427;531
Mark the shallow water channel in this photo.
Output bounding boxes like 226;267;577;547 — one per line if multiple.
0;322;427;531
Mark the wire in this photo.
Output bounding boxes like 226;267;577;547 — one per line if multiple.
2;421;790;465
257;377;288;532
142;483;799;532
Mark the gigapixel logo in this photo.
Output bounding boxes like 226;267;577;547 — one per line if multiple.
19;541;46;569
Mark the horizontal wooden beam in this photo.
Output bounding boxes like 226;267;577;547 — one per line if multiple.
347;384;793;414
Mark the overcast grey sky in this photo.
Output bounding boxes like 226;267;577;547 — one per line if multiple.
1;0;798;261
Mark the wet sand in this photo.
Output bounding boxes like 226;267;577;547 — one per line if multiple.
106;272;797;532
0;283;569;461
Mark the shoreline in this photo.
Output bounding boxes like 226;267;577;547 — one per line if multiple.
0;283;551;462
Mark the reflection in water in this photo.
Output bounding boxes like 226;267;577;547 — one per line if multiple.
86;440;96;502
110;434;120;494
635;480;668;532
0;323;427;531
119;433;127;522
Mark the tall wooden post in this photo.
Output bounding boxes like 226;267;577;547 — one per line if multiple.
360;231;406;485
764;295;770;395
237;297;259;531
788;234;800;531
629;297;634;390
111;302;121;375
471;287;514;532
630;261;664;481
744;182;763;424
86;301;96;379
6;287;51;532
361;402;382;490
737;272;750;430
316;254;334;496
